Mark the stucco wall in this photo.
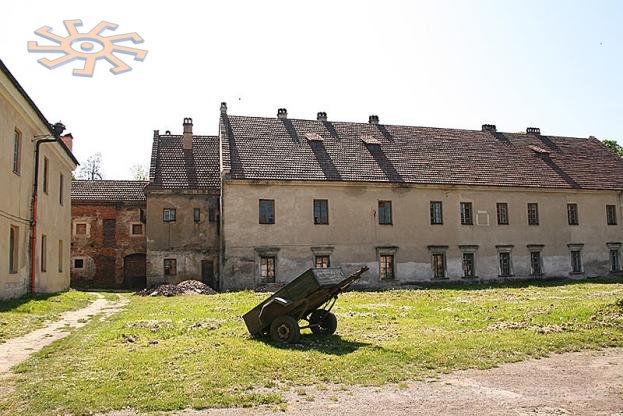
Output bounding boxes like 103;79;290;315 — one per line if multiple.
145;191;219;285
0;71;75;299
222;180;623;290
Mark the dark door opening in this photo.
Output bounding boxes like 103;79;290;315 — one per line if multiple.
201;259;216;290
124;253;147;289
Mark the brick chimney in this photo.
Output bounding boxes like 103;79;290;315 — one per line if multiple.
317;112;327;121
482;124;497;133
220;102;227;114
60;133;73;151
277;108;287;119
182;117;193;150
526;127;541;135
369;115;379;124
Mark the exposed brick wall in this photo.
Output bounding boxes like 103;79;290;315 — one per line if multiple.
71;201;146;288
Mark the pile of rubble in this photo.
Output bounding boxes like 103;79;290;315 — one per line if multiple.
136;280;216;297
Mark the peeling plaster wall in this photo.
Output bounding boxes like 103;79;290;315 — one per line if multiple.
222;181;623;290
145;192;219;286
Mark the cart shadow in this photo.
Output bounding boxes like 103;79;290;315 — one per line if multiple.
253;334;373;355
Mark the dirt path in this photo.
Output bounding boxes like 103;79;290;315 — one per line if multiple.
0;293;127;375
176;348;623;416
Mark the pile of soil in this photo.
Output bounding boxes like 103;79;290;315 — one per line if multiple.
136;280;216;297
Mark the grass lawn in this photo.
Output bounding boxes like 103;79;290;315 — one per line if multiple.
0;290;97;343
1;278;622;415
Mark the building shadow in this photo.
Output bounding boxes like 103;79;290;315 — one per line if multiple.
221;115;244;177
366;144;404;183
376;124;394;143
282;119;300;143
322;120;339;139
308;141;342;180
540;155;580;188
183;148;198;188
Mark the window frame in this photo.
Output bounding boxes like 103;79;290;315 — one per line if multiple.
460;202;473;225
379;254;395;280
462;252;476;278
496;202;509;225
530;251;543;276
41;234;47;272
260;256;276;282
313;199;329;225
12;129;21;175
193;207;201;224
432;253;446;279
59;173;64;206
567;203;579;226
259;199;275;224
9;225;18;274
314;255;331;268
73;258;85;269
430;201;443;225
131;223;144;235
43;157;49;194
527;203;539;225
570;251;582;273
378;200;393;225
163;208;177;223
163;258;177;276
610;249;621;272
58;240;63;273
606;205;617;225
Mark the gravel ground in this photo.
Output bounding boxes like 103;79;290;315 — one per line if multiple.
176;348;623;416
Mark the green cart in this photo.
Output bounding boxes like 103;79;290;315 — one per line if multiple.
243;266;369;343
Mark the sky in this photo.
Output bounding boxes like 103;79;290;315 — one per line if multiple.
1;0;622;179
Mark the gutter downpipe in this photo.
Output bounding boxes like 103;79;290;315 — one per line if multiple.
29;124;64;296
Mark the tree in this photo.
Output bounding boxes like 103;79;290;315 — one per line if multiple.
130;164;148;181
602;140;623;157
77;153;104;180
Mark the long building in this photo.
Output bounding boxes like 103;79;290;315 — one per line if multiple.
124;103;623;290
1;58;78;299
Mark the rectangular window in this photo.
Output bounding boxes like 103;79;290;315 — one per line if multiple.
260;256;276;282
75;223;87;235
567;203;579;225
139;208;146;223
379;254;394;279
193;208;201;223
462;253;475;278
430;201;443;225
163;208;176;222
610;250;621;272
12;129;21;174
496;202;509;225
41;235;47;272
432;253;445;278
530;251;542;276
499;252;512;277
103;219;116;247
259;199;275;224
606;205;617;225
313;199;329;225
43;157;49;194
164;258;177;275
314;255;331;268
58;240;63;273
59;174;64;205
527;203;539;225
460;202;473;225
208;207;216;223
131;224;143;235
73;258;84;269
9;226;18;274
571;251;582;273
378;201;392;225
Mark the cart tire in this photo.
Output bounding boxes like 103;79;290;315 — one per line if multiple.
309;309;338;336
270;316;300;344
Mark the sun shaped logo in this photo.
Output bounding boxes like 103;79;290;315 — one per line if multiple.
27;20;147;77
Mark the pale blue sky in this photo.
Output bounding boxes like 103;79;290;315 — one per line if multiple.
2;0;622;178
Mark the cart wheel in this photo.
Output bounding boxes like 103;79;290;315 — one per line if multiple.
309;309;338;336
270;316;300;344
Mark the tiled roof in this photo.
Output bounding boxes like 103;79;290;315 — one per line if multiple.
71;180;147;202
148;133;220;191
220;114;623;190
